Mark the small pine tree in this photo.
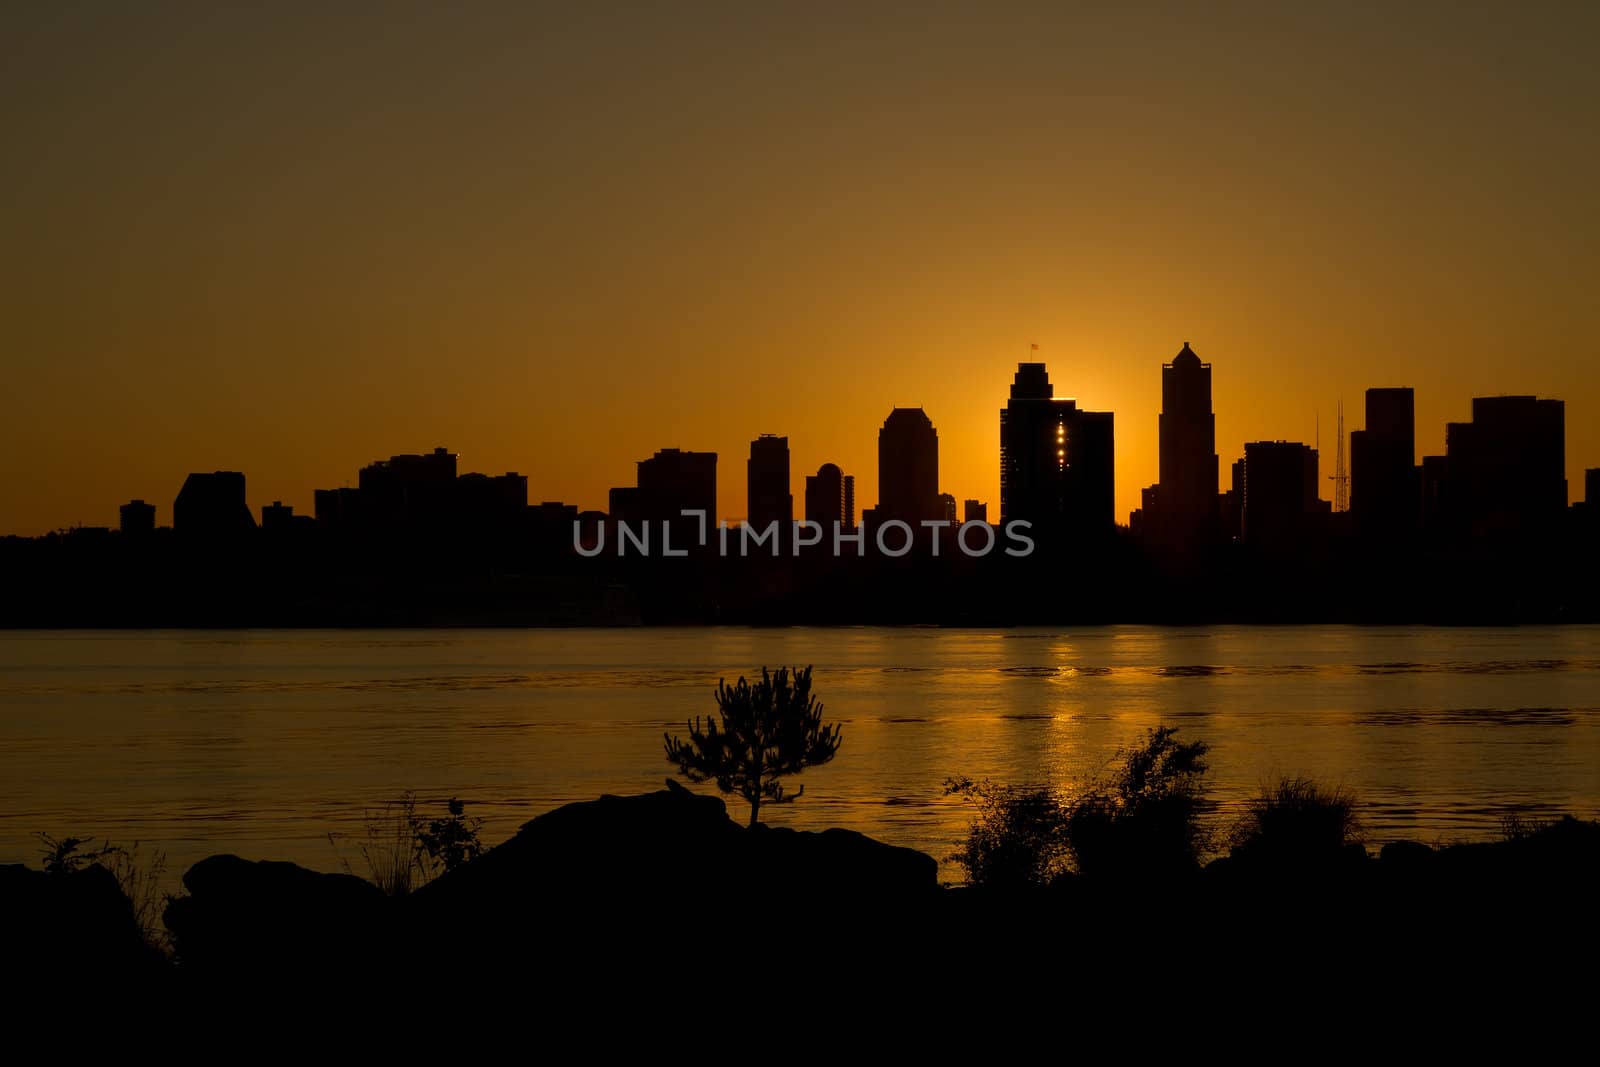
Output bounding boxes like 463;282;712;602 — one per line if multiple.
664;665;842;828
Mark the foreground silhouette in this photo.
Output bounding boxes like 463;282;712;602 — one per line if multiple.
9;783;1600;1005
664;665;842;827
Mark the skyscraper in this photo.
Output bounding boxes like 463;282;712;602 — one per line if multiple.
1350;387;1417;541
1240;441;1322;552
1154;342;1218;539
1426;395;1565;542
999;362;1114;540
636;448;717;525
875;407;941;526
804;462;849;529
747;435;792;530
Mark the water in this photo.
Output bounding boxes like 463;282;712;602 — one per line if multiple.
3;626;1599;883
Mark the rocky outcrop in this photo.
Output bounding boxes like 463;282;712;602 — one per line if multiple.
157;785;940;976
163;854;394;975
406;781;940;967
0;862;162;979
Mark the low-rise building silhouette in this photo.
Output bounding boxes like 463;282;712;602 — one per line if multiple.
357;447;457;530
119;499;155;536
174;472;255;538
312;447;531;540
455;472;528;531
963;499;988;523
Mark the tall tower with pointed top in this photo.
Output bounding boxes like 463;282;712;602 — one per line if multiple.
1155;341;1219;540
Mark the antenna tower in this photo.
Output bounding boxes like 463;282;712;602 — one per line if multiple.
1329;399;1349;512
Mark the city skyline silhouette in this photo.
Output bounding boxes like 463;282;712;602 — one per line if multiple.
4;6;1599;536
5;339;1595;540
4;342;1594;628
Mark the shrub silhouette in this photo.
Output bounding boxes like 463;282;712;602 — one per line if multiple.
1065;726;1211;880
664;665;842;828
945;777;1071;888
37;832;170;951
415;797;486;876
329;792;486;893
38;833;118;875
948;726;1211;886
1230;777;1363;862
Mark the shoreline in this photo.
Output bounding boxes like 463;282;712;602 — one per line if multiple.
9;785;1600;987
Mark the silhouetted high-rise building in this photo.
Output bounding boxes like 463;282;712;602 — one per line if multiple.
1241;442;1322;552
119;499;155;536
747;435;792;530
314;487;361;529
843;475;855;529
804;463;851;529
456;472;528;532
313;447;530;539
1588;468;1600;506
174;472;255;538
529;501;579;554
1154;342;1218;539
1219;459;1245;542
1425;395;1565;543
999;362;1114;540
875;408;941;526
357;447;458;528
1420;454;1451;532
1350;387;1417;542
604;449;715;549
963;500;988;523
608;486;641;523
938;493;958;524
636;448;716;523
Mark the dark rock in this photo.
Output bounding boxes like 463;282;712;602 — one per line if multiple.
0;862;162;979
1378;839;1436;869
408;781;941;967
744;824;939;899
164;854;392;977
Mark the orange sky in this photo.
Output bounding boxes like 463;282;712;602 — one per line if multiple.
3;4;1597;535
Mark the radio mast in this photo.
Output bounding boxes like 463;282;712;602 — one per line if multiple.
1329;399;1349;512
